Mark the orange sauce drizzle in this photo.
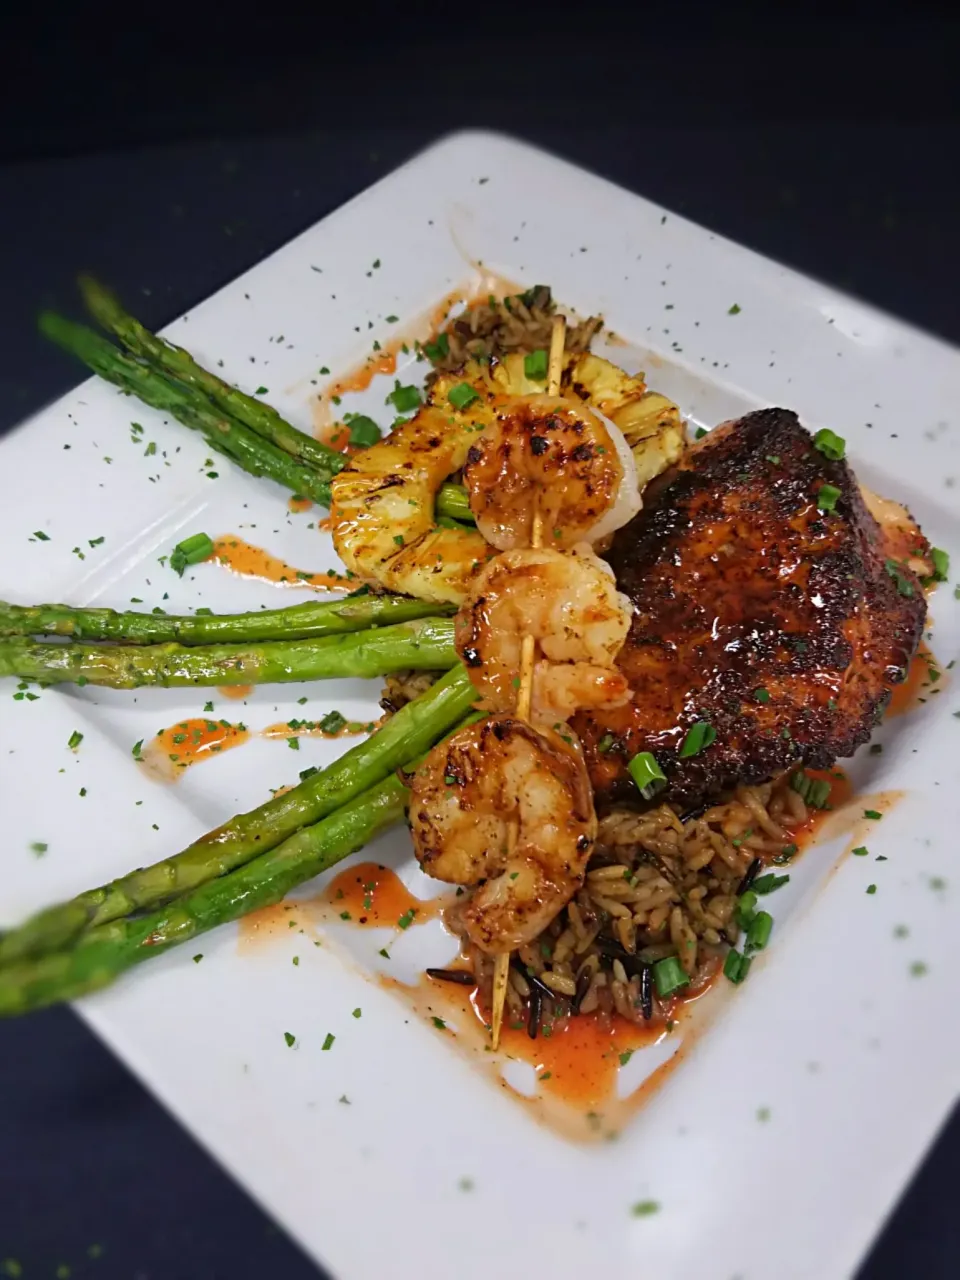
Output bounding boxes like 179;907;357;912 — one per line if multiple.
218;684;253;700
211;534;351;592
887;643;947;717
313;861;444;929
262;717;377;741
140;717;249;780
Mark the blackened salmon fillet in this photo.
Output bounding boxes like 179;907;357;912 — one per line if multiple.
574;408;929;807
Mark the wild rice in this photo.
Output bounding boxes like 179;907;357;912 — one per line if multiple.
456;772;808;1031
426;285;603;373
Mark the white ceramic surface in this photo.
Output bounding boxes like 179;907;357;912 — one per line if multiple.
2;131;959;1280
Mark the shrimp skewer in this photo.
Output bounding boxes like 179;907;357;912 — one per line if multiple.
489;316;568;1048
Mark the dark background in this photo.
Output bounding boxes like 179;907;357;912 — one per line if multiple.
0;10;958;1278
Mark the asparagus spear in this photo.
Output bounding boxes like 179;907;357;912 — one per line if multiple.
40;311;472;522
0;617;456;689
0;592;452;645
0;664;475;965
0;771;409;1015
40;312;337;503
80;275;349;478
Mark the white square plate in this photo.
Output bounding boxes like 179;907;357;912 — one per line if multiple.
2;131;959;1280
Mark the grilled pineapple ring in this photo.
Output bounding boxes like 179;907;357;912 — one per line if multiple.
329;352;685;605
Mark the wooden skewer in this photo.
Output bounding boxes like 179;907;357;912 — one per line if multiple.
490;314;567;1049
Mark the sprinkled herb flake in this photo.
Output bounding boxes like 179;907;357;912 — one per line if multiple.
67;730;84;750
630;1200;661;1217
619;1050;634;1066
352;1007;362;1019
29;841;48;856
283;1031;297;1047
322;1032;336;1051
864;809;883;820
727;303;741;315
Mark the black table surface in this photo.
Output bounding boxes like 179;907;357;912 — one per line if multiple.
0;120;958;1278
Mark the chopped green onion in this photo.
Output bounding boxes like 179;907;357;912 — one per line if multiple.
852;845;869;857
597;731;617;754
736;890;758;929
746;910;773;951
652;955;690;999
319;710;347;735
930;547;950;582
884;559;915;598
67;730;84;750
816;484;841;514
864;809;883;820
322;1032;335;1051
385;381;421;414
790;770;831;809
170;532;214;577
774;843;798;864
628;751;667;799
448;382;481;410
523;349;548;381
678;721;716;758
813;428;846;460
754;688;770;704
694;427;708;440
283;1031;296;1047
752;872;790;894
423;332;450;362
723;949;751;984
866;884;877;895
344;414;381;447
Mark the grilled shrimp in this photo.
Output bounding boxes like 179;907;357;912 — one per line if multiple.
461;394;642;551
329;400;493;605
409;716;597;951
454;544;633;721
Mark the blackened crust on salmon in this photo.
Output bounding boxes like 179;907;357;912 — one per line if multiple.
574;408;928;807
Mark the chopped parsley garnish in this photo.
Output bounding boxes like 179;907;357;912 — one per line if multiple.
627;751;667;799
754;688;770;703
287;738;300;750
30;841;48;856
727;303;741;315
813;428;846;460
32;530;50;541
431;1016;446;1030
397;908;417;929
852;846;869;857
385;380;421;414
864;809;883;820
678;721;716;758
322;1032;336;1050
619;1050;634;1066
866;884;877;894
523;349;549;380
255;385;268;395
816;484;841;514
283;1031;296;1047
631;1200;661;1217
193;953;203;963
448;382;481;410
67;730;84;750
352;1007;362;1019
694;427;708;440
319;710;347;735
170;532;214;576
